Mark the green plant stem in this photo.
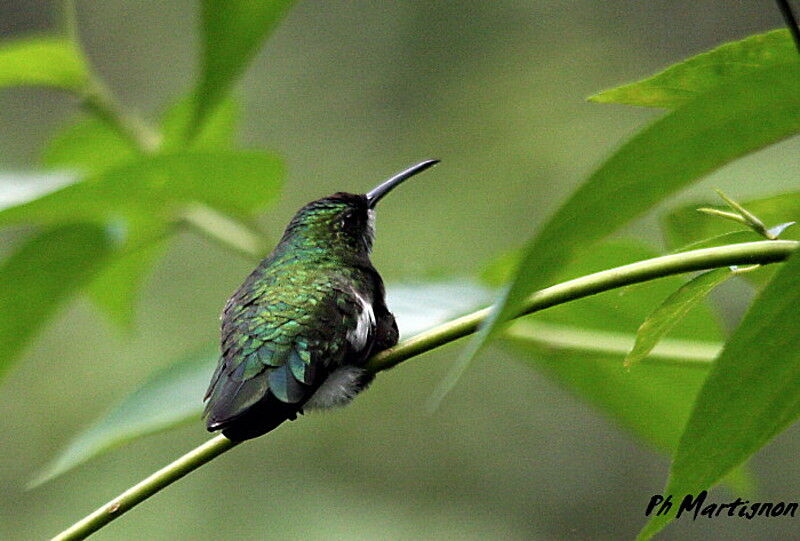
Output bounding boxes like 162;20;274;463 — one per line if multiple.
52;239;797;541
366;240;795;371
81;79;161;153
51;435;238;541
180;203;268;260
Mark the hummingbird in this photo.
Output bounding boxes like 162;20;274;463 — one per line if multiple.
204;159;440;441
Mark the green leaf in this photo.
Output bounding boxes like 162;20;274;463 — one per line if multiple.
30;351;218;487
87;241;167;329
0;36;88;91
664;192;800;249
0;151;284;232
663;191;800;285
34;280;490;482
497;241;723;455
189;0;295;141
41;117;137;175
0;224;113;380
624;268;734;367
0;172;79;212
589;29;795;108
638;249;800;539
458;60;800;395
161;95;239;152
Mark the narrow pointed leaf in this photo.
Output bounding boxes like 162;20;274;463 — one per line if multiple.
458;61;800;398
0;224;112;380
589;29;795;108
663;191;800;285
638;249;800;539
30;352;218;487
188;0;295;140
625;268;733;367
0;36;87;91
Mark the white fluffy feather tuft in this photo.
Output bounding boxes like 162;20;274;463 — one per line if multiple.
305;366;368;409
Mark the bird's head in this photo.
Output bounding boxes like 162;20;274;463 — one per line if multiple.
279;160;439;257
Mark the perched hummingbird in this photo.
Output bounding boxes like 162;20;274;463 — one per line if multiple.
204;160;439;441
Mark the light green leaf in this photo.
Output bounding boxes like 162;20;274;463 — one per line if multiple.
30;351;218;487
0;36;88;91
161;95;239;152
663;191;800;285
41;116;136;175
0;224;113;380
590;29;795;108
0;151;284;232
664;192;800;249
638;249;800;539
0;172;79;212
87;241;167;329
625;268;734;367
33;280;490;482
457;60;800;398
188;0;295;141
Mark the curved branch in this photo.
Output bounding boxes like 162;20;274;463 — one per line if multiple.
52;239;798;540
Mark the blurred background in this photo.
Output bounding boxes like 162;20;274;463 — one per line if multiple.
1;1;799;539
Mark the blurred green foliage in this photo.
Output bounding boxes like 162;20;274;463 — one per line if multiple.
1;2;800;540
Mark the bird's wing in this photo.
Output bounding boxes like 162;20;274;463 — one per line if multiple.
203;277;369;430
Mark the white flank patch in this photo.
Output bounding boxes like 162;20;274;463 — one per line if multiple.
346;289;375;352
305;366;367;409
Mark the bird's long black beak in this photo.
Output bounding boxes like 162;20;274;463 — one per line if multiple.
366;159;440;209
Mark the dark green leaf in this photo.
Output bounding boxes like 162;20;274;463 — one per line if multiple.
33;280;490;481
189;0;295;141
0;36;87;91
30;351;218;487
625;268;733;367
589;30;795;108
498;240;723;455
638;249;800;539
463;61;800;385
0;224;112;380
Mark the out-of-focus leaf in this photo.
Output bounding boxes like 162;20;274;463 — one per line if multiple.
34;280;490;482
498;241;722;455
625;268;734;367
41;117;136;175
459;61;800;386
663;191;800;285
590;30;795;108
161;95;239;151
638;249;800;540
188;0;295;141
671;231;764;253
0;172;79;212
0;36;87;91
0;151;284;232
87;241;167;329
30;351;218;487
0;224;112;380
386;280;493;339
